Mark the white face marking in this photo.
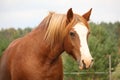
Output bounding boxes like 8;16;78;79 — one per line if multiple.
73;23;92;62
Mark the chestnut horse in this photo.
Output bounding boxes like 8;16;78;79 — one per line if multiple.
0;8;93;80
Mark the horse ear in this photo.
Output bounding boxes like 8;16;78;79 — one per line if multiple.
67;8;73;22
82;8;92;21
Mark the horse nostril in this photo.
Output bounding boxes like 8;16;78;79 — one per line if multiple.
82;60;86;69
91;59;94;62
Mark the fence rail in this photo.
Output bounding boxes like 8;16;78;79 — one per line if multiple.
64;72;108;75
64;55;112;80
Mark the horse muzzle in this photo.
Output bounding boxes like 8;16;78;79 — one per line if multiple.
78;58;94;70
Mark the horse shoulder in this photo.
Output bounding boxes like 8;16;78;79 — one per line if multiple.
0;38;22;80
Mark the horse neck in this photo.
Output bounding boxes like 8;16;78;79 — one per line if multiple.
42;41;64;64
30;28;64;64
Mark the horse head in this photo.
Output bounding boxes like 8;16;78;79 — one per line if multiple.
63;8;93;69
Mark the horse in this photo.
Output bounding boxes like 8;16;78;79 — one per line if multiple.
0;8;93;80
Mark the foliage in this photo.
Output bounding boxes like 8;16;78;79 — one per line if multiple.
0;22;120;80
112;63;120;80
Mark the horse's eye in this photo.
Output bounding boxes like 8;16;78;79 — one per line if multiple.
70;31;75;37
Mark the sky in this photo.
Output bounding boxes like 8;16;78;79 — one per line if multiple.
0;0;120;29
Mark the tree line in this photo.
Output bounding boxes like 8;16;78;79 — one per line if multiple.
0;22;120;80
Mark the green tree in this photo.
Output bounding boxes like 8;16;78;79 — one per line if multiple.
0;22;120;80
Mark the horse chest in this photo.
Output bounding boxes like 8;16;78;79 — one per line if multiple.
12;56;63;80
37;57;63;80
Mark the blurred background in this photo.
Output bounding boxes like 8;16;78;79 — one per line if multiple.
0;0;120;80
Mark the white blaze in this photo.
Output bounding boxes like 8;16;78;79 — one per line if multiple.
73;23;92;61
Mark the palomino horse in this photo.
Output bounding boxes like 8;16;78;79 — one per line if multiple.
0;8;93;80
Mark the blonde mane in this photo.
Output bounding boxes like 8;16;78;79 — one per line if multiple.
44;13;67;47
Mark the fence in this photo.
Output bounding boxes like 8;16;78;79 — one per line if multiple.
64;55;112;80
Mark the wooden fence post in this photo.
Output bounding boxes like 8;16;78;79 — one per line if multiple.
109;55;111;80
